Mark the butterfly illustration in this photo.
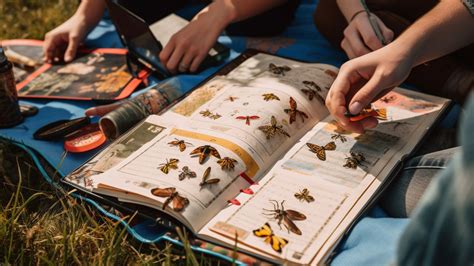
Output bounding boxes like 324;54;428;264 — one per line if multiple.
314;92;326;104
268;63;291;76
150;187;189;212
253;223;289;253
217;157;238;171
344;107;388;122
344;152;366;169
210;113;222;120
159;158;179;174
178;166;197;181
236;115;260;126
294;188;315;203
284;97;309;124
306;141;337;161
262;93;280;101
331;133;347;143
263;200;307;235
168;138;193;152
199;109;212;117
199;167;220;188
302;80;322;91
301;88;319;101
258;116;291;139
190;145;221;164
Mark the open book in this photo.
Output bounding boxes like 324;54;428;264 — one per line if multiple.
65;51;450;265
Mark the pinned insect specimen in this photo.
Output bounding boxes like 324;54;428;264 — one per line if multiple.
210;113;222;120
258;116;291;139
344;152;366;169
200;109;212;117
268;63;291;76
236;115;260;126
151;187;189;212
262;93;280;101
159;158;179;174
225;96;239;102
199;167;220;188
302;80;322;91
178;166;197;181
306;141;337;161
379;95;397;103
344;107;387;122
263;200;307;235
253;223;288;253
190;145;221;164
331;133;347;143
284;97;309;124
301;88;319;101
168;138;193;152
217;157;238;171
294;188;315;203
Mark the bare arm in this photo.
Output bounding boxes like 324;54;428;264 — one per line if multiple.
336;0;365;22
326;0;474;133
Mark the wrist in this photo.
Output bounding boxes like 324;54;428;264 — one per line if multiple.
205;1;236;30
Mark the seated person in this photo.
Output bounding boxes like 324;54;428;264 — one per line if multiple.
313;0;473;105
43;0;300;74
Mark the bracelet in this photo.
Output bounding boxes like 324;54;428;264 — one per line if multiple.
350;10;367;22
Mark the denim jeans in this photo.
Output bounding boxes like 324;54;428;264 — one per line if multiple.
396;94;474;265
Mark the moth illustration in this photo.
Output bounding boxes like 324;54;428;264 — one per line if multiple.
379;95;397;103
225;96;239;102
159;158;179;174
199;109;212;117
199;167;220;188
151;187;189;212
284;97;309;124
301;88;318;101
306;141;337;161
190;145;221;164
331;133;347;143
253;223;289;253
210;113;222;120
263;200;306;235
168;138;193;152
268;63;291;76
258;116;291;139
294;188;315;203
302;80;322;91
178;166;197;181
217;157;238;171
236;115;260;126
314;92;326;104
262;93;280;101
344;152;366;169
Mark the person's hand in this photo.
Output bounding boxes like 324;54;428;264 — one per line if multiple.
43;14;89;63
341;12;394;59
326;45;413;133
159;3;233;74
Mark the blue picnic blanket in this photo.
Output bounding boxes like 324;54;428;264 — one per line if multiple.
0;1;416;265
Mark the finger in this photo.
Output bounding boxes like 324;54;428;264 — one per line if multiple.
190;52;207;73
341;39;356;59
165;45;185;74
348;73;383;114
84;102;122;117
159;40;175;67
359;17;384;50
178;49;195;73
64;35;80;62
345;30;371;57
376;18;395;43
43;33;57;63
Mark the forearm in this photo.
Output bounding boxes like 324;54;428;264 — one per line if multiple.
390;0;474;67
74;0;106;29
336;0;364;22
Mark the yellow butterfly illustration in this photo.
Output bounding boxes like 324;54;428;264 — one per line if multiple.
159;158;179;174
306;141;336;161
253;222;288;253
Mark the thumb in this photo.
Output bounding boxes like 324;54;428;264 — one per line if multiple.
348;74;383;114
64;35;80;62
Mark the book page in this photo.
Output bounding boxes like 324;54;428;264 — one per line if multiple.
199;88;448;264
